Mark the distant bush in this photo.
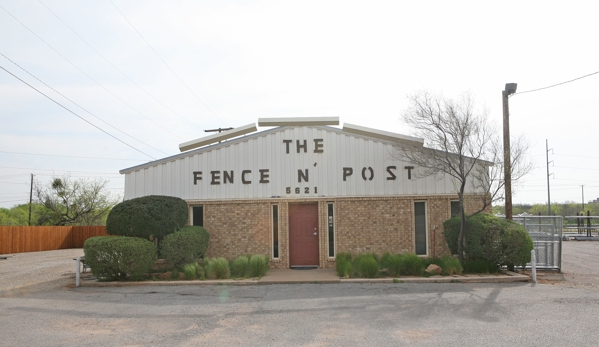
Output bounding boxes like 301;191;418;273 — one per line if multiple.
205;257;230;279
83;236;155;281
249;255;270;277
231;255;251;278
443;213;533;268
106;195;188;241
160;226;210;266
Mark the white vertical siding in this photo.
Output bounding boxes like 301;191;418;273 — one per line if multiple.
123;126;481;200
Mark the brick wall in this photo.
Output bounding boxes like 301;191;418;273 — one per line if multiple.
188;194;489;269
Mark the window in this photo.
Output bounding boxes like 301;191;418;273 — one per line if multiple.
328;203;335;258
272;205;279;259
450;201;461;218
192;206;203;227
414;201;427;256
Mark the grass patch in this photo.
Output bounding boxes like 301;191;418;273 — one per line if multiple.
205;257;231;279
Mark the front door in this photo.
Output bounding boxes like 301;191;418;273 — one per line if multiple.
289;203;319;267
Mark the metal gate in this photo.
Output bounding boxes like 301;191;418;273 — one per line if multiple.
512;216;562;270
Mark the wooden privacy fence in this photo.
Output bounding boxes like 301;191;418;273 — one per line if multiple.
0;226;108;254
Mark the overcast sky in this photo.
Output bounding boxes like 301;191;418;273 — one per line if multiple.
1;0;598;209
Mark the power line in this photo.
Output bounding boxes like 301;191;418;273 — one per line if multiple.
0;52;168;156
36;0;203;131
0;165;121;175
514;70;599;96
0;150;146;162
0;4;185;141
1;65;157;160
109;0;228;127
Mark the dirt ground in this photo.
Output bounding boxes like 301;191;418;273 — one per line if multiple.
1;242;598;293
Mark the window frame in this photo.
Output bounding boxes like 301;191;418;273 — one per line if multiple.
413;200;428;257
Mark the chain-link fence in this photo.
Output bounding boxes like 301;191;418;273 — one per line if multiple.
512;215;562;270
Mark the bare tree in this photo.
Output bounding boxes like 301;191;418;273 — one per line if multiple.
35;175;121;226
396;91;532;262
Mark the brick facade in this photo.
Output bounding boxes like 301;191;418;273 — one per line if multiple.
189;194;489;269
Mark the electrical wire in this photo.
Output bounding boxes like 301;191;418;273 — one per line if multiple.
0;165;121;175
0;150;145;162
0;65;158;160
37;0;203;131
109;0;229;127
514;70;599;96
0;52;168;156
0;4;186;141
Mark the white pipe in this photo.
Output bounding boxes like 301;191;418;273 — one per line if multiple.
531;250;537;283
76;257;81;287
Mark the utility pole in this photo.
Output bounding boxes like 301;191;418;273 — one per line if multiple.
28;174;34;226
502;83;517;220
546;140;553;215
582;185;585;212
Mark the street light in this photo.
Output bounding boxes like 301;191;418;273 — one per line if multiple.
502;83;517;220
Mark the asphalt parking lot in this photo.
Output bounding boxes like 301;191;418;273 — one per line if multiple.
1;242;598;346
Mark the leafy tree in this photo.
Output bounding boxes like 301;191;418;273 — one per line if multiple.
396;91;532;262
34;175;120;226
0;203;54;226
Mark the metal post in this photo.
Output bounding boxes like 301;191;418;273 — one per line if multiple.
28;174;33;226
502;90;513;220
546;140;552;216
531;249;537;283
76;257;81;287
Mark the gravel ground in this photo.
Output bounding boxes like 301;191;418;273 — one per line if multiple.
0;248;84;295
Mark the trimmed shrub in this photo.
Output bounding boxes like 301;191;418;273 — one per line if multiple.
443;213;534;268
399;253;423;276
249;255;270;277
231;255;251;278
160;226;210;266
205;257;230;279
83;236;155;281
106;195;188;240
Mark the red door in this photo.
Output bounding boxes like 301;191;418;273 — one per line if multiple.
289;203;319;267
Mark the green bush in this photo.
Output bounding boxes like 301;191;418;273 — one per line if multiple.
336;253;353;278
183;263;198;280
249;255;270;277
463;259;499;273
443;213;533;268
205;257;230;279
171;268;180;280
106;195;188;240
83;236;155;281
231;255;251;278
385;254;402;277
380;252;392;270
441;256;462;275
160;226;210;266
356;254;379;278
399;253;423;276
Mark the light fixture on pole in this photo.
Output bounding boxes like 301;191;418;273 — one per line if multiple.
502;83;517;220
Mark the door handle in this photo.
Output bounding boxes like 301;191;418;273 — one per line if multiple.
313;232;318;236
